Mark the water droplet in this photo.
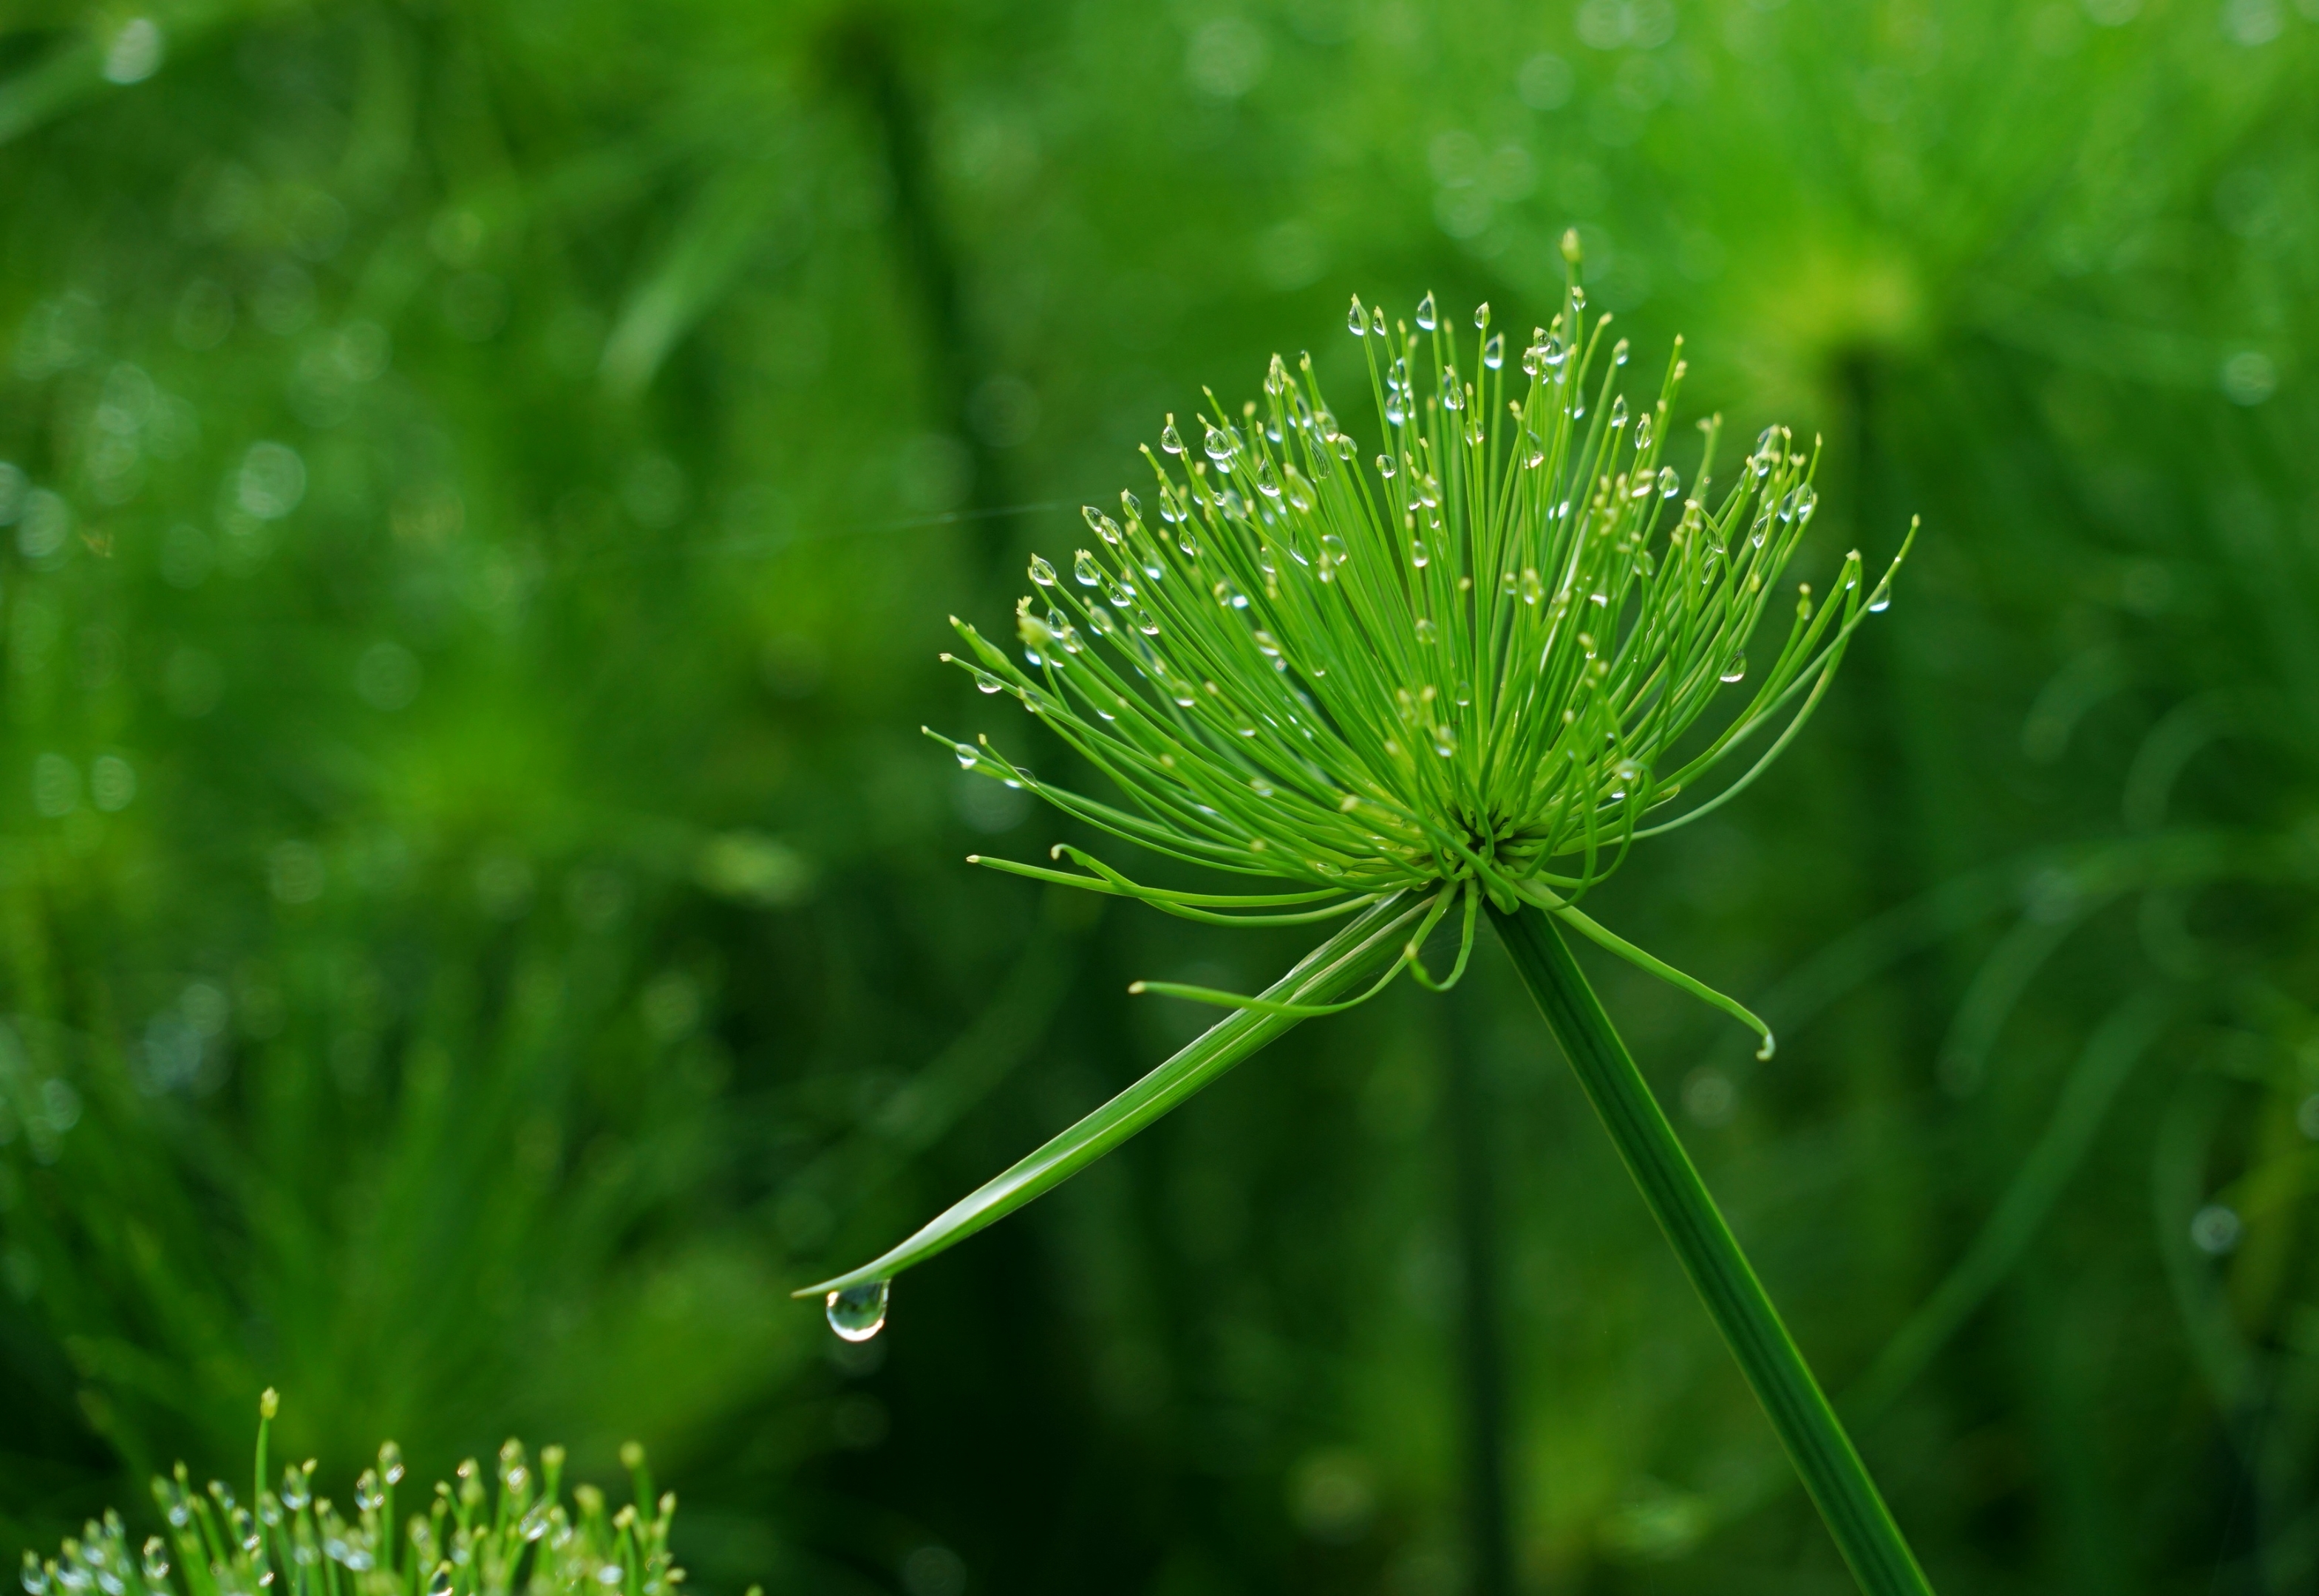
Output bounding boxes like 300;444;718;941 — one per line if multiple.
1083;506;1123;545
1588;588;1608;607
1121;490;1142;519
1720;653;1746;683
1519;568;1544;605
970;669;1007;695
1793;484;1818;521
1415;292;1437;330
1429;723;1457;757
1523;432;1545;468
1612;338;1629;366
140;1544;168;1584
426;1571;453;1596
355;1471;383;1513
1375;453;1397;479
1867;581;1892;613
1203;423;1236;465
1213;579;1247;610
825;1279;891;1341
1755;425;1779;454
1658;466;1680;498
1482;332;1504;370
1635;414;1653;450
1161;422;1184;454
1409;537;1428;569
1608;396;1628;427
953;743;981;769
1028;556;1057;587
1369;307;1387;336
1349;297;1366;335
1255;460;1281;498
1414;617;1439;645
1070;550;1102;587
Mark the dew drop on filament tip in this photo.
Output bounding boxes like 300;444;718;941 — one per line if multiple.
826;1280;891;1341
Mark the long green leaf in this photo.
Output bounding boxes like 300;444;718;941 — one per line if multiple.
794;890;1424;1297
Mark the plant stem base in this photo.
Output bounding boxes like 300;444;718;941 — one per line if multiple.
1490;904;1935;1596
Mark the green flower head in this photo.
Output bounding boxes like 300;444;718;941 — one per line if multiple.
939;259;1912;1054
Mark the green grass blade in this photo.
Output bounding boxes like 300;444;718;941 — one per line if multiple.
794;890;1425;1297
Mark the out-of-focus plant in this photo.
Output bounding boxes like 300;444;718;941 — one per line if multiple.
18;1394;708;1596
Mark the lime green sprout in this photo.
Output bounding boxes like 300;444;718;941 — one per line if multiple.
18;1393;715;1596
939;262;1911;1054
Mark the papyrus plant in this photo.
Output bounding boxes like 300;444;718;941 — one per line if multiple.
18;1394;699;1596
803;245;1930;1593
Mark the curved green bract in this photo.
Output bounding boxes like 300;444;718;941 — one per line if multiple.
794;891;1426;1297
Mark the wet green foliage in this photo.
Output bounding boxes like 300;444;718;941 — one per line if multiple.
1;1;2317;1592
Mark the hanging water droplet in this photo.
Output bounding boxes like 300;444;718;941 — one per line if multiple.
1083;506;1123;545
1414;617;1439;645
953;743;981;770
1349;296;1367;335
1415;292;1437;330
1255;460;1281;498
970;668;1006;694
1203;423;1236;465
1720;653;1746;683
1473;301;1490;330
825;1279;890;1342
1072;550;1103;587
1121;489;1142;519
1867;580;1892;613
1609;396;1628;427
1375;453;1397;479
1793;484;1818;521
1029;556;1057;587
1482;333;1503;370
354;1472;383;1513
1334;434;1358;460
1658;466;1680;498
1454;680;1472;706
140;1544;168;1584
1635;414;1654;450
1409;537;1429;568
1519;568;1544;604
426;1569;453;1596
1755;425;1779;454
1161;422;1185;454
1523;432;1545;468
1430;723;1457;757
1588;588;1608;607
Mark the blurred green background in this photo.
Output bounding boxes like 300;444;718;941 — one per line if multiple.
2;0;2316;1590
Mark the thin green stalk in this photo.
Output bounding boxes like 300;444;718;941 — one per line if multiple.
1489;902;1934;1596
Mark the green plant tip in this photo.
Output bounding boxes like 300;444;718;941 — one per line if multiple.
939;276;1912;1037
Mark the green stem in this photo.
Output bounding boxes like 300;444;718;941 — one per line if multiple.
1489;904;1935;1596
